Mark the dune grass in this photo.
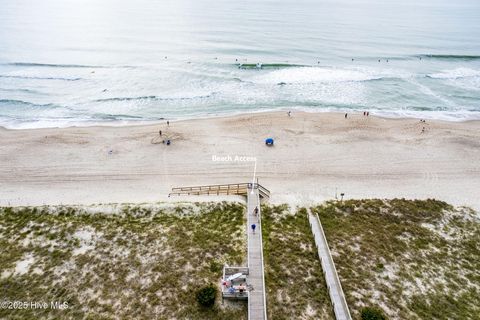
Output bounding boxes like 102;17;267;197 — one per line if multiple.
262;204;334;320
0;202;247;320
312;199;480;320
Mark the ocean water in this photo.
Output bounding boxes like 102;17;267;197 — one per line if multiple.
0;0;479;128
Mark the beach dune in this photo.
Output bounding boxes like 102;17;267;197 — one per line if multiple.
1;112;479;210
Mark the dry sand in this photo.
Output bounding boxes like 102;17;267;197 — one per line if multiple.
1;111;479;210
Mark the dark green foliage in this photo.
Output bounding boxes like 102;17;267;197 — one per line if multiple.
196;284;217;308
361;306;387;320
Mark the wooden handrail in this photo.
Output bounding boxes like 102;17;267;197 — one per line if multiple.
169;182;270;199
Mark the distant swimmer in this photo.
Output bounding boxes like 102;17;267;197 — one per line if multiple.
164;56;167;59
378;59;381;62
352;58;354;61
317;61;320;64
102;89;108;92
386;59;389;62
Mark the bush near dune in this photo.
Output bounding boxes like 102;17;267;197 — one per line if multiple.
361;306;387;320
196;284;218;308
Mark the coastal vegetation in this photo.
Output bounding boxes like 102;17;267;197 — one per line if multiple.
313;199;480;320
0;202;247;320
262;205;334;320
2;199;478;320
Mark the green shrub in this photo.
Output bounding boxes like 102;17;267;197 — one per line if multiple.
209;260;222;273
196;284;217;308
361;306;387;320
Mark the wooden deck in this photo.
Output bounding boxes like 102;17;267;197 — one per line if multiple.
246;184;267;320
169;182;270;199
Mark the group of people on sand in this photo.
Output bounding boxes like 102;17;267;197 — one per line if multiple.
420;119;428;133
158;120;171;145
345;111;370;119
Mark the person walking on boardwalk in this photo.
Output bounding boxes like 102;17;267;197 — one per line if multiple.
253;206;259;216
251;223;256;234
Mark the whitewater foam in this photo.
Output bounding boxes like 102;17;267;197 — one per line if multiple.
427;67;480;79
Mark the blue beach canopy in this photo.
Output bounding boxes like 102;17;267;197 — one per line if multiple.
265;138;274;145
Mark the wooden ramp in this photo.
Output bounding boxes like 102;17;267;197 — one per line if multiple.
246;184;267;320
309;211;352;320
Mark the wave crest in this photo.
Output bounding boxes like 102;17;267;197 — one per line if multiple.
94;93;216;103
0;75;82;81
417;54;480;61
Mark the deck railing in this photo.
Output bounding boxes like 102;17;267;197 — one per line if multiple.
169;182;270;199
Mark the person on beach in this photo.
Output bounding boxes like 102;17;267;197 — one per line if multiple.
345;113;348;119
367;111;369;116
251;224;256;233
167;120;170;126
363;111;366;116
287;111;291;117
159;130;162;136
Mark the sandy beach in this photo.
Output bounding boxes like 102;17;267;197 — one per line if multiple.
1;111;479;210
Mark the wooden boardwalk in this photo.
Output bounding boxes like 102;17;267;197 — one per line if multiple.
309;211;352;320
169;182;269;319
246;184;267;320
